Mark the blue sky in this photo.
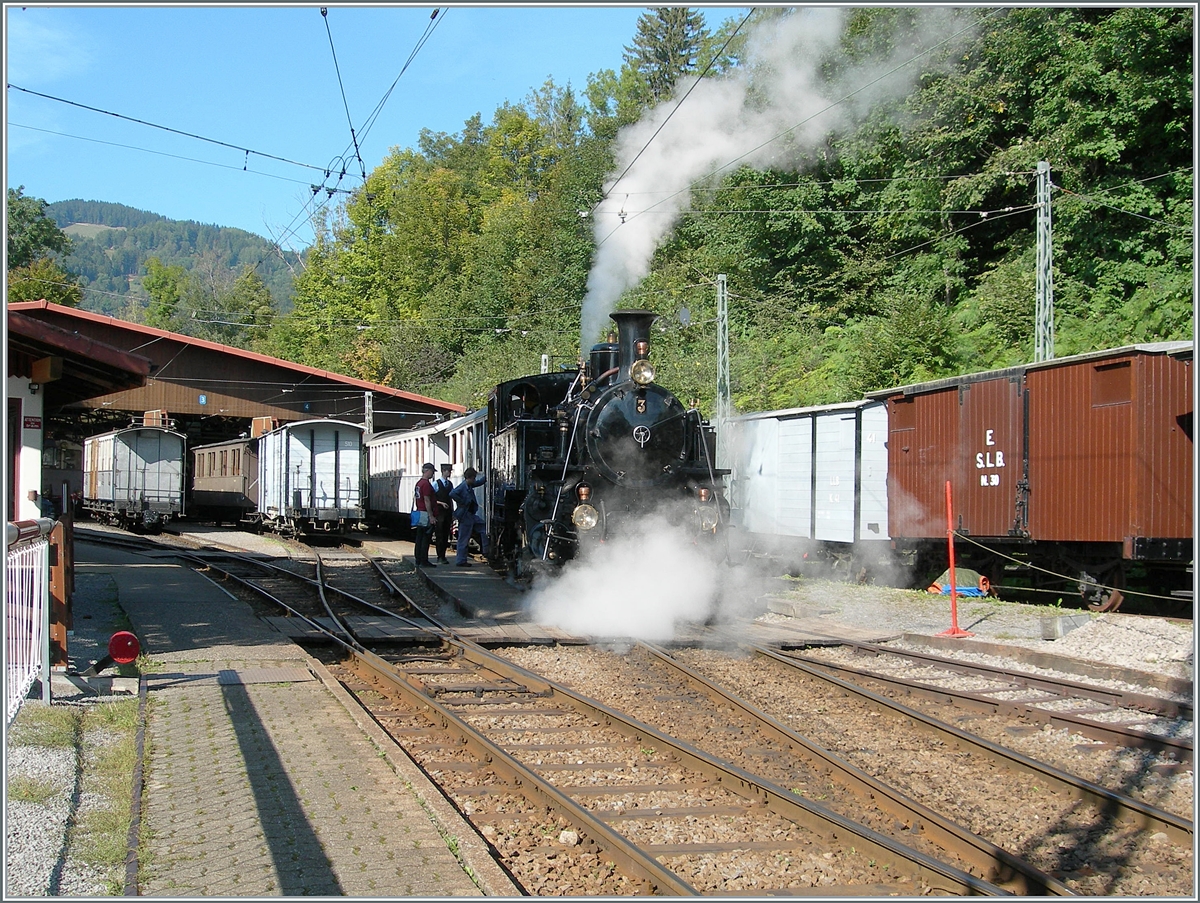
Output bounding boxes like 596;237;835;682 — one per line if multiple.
5;4;748;251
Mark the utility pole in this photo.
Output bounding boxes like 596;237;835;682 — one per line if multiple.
715;274;730;471
1035;161;1055;362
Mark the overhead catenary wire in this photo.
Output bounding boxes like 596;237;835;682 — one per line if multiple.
7;122;342;194
7;83;338;176
354;8;446;149
320;7;367;182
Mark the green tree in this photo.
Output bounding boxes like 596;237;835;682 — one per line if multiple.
142;257;189;331
6;257;84;306
7;186;72;271
623;7;710;102
188;267;276;350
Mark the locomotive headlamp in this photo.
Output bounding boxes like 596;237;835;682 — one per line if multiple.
630;358;656;386
572;503;599;530
698;506;720;532
575;482;592;501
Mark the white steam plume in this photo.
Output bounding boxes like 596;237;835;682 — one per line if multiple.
527;512;784;643
581;7;969;350
528;515;719;641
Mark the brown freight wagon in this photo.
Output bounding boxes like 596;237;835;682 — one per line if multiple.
867;342;1192;611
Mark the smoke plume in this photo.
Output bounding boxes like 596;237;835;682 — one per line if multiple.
580;7;970;349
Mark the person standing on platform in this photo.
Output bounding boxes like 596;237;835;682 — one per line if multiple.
432;463;454;564
412;463;438;567
449;467;487;567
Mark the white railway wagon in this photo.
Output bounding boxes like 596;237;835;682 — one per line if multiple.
83;426;186;532
256;419;365;536
366;409;487;532
727;400;889;573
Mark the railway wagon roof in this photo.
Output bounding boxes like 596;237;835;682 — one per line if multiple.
865;341;1193;399
729;398;882;423
366;409;486;445
263;418;365;435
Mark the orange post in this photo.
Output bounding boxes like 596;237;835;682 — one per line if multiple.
937;480;973;638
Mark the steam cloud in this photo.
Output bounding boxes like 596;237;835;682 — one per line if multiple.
580;7;970;349
527;512;779;642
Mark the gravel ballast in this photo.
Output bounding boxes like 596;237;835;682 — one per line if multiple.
6;568;1192;896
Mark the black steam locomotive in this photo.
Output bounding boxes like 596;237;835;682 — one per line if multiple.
485;309;729;578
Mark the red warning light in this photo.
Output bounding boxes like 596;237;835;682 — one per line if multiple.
108;631;140;665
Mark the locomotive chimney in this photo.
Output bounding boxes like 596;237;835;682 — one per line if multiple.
609;309;658;383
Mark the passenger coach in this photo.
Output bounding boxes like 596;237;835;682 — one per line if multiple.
366;410;487;533
191;437;259;525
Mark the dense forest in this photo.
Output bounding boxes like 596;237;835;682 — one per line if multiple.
10;7;1193;416
45;200;300;321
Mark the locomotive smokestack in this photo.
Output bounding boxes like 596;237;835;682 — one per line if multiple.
609;309;657;383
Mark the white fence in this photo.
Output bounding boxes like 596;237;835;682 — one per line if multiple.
6;518;54;726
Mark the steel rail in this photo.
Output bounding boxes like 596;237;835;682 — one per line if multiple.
753;645;1193;848
815;641;1193;719
636;642;1073;895
786;648;1193;765
343;645;700;895
336;562;1014;894
460;642;1012;896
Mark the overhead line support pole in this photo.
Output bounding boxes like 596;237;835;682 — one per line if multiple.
1035;161;1055;362
716;274;730;474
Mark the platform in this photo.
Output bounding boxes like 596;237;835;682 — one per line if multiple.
57;541;516;897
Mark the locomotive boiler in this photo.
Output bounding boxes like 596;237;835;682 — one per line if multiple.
486;309;728;577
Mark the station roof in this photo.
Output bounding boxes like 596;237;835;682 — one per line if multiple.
7;309;152;403
8;301;464;431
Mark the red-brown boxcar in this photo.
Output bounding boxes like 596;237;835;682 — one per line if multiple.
868;342;1192;610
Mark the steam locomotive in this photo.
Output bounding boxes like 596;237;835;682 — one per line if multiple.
485;309;729;578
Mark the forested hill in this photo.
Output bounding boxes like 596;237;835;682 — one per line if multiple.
46;199;299;318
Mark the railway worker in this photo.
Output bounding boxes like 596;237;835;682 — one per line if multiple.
412;463;438;567
432;463;455;564
450;467;487;567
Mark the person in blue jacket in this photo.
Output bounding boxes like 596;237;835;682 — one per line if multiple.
449;467;487;566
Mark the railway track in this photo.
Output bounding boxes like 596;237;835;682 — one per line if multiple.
501;643;1193;896
72;528;1194;894
790;642;1193;765
134;544;1017;893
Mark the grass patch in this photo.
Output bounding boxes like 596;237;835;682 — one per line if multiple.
7;774;61;804
71;698;141;894
8;702;81;748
